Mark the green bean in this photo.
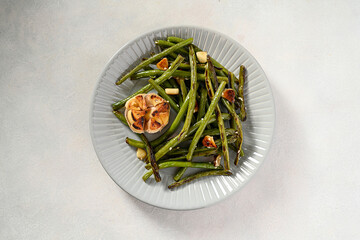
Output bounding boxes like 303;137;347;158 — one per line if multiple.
139;134;161;182
175;135;236;177
153;111;229;161
148;79;180;112
168;77;179;88
123;126;234;152
178;45;197;141
142;161;222;182
174;168;187;181
203;62;230;170
177;92;184;107
197;87;208;122
189;113;231;136
166;52;178;60
167;36;194;46
153;111;231;151
175;62;224;75
230;72;236;128
186;80;227;160
208;57;219;91
214;134;238;146
178;63;206;71
205;100;212;130
130;69;228;82
183;128;236;142
207;59;231;169
196;127;236;138
229;72;240;164
143;66;153;71
179;78;188;103
166;135;237;158
149;61;208;73
168;170;232;189
161;80;172;89
145;147;221;169
166;135;233;162
167;36;231;78
229;144;244;157
239;65;247;121
112;55;184;110
170;127;236;179
145;156;186;170
153;48;198;161
113;110;128;126
167;147;218;157
125;137;145;148
141;57;154;71
228;143;236;152
226;72;244;165
155;40;189;56
116;38;192;85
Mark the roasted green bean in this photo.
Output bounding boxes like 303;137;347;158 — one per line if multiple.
155;40;189;56
140;134;161;182
178;45;197;142
116;38;192;85
148;79;180;112
167;36;232;78
239;65;247;121
168;170;232;189
130;69;228;82
186;80;227;160
197;87;208;122
143;161;223;182
126;137;145;149
112;55;184;110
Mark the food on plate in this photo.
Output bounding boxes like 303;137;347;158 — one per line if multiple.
112;36;247;189
136;148;147;160
202;135;217;148
222;89;236;103
156;58;169;70
124;93;170;134
196;51;207;63
164;88;179;95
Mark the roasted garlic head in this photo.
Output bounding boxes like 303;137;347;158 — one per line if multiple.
125;93;170;134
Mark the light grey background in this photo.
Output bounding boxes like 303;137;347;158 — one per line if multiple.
1;0;360;239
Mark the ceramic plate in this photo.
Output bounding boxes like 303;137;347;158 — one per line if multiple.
90;26;275;210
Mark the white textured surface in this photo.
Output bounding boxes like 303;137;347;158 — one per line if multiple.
90;26;275;210
1;0;360;239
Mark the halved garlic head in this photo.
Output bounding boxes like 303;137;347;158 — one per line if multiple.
125;93;170;134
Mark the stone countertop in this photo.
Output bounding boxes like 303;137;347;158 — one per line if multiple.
1;1;360;239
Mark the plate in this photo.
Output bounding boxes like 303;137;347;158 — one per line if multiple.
90;26;275;210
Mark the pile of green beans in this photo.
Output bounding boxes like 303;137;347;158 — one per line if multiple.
112;36;247;189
